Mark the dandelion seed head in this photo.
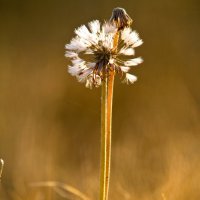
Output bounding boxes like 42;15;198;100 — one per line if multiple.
65;8;143;89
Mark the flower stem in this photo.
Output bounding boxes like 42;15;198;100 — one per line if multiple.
100;69;115;200
99;27;119;200
100;71;108;200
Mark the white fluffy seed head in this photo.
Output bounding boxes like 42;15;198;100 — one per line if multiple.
65;19;143;88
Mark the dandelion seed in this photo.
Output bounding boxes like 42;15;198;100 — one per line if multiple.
65;17;143;88
119;47;135;56
123;73;137;84
124;57;143;67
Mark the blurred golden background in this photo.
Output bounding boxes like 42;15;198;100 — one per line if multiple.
0;0;200;199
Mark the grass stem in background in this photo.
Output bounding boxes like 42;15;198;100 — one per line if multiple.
0;159;4;181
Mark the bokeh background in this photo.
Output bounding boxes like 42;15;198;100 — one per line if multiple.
0;0;200;199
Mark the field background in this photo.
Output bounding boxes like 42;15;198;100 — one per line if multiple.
0;0;200;199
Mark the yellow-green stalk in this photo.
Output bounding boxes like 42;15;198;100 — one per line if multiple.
99;8;133;200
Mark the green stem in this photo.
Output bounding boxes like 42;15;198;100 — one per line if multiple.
100;70;114;200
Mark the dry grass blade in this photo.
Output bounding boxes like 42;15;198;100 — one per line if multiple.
29;181;91;200
0;159;4;180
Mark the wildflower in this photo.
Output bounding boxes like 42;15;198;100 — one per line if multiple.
65;16;143;89
64;8;143;200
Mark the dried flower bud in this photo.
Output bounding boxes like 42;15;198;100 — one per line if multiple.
110;7;133;30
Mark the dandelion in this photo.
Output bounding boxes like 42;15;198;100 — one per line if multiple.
65;7;143;200
65;11;143;89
